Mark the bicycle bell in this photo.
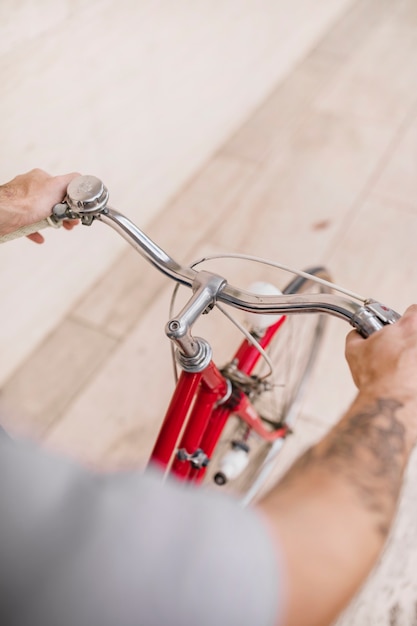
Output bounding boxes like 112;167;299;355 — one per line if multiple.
65;175;109;216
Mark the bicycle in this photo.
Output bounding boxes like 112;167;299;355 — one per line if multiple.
0;175;401;504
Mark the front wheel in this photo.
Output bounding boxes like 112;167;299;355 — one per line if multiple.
204;267;331;501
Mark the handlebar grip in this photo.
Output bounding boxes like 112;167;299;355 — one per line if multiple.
0;216;61;244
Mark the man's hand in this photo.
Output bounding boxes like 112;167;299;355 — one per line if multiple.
346;305;417;419
0;168;80;243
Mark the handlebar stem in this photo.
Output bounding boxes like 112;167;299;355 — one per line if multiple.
165;271;226;369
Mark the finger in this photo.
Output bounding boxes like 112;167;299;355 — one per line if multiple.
44;172;82;208
54;171;81;187
26;232;45;244
397;305;417;335
62;219;79;231
401;304;417;318
345;329;364;348
345;329;365;361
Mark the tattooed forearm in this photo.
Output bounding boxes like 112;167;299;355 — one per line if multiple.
279;398;406;537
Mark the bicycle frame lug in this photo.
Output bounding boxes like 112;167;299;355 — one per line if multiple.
175;338;212;373
176;448;210;469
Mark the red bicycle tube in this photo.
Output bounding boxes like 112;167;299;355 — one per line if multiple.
233;393;288;441
149;371;202;469
171;361;228;480
188;405;229;483
234;315;286;374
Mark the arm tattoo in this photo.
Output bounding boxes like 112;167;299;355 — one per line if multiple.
279;398;406;537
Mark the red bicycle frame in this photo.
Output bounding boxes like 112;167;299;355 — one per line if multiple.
149;315;289;481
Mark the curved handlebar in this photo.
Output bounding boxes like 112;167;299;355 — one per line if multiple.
99;208;357;316
0;175;400;337
97;208;398;338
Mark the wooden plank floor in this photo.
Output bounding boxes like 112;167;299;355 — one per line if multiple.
2;0;417;623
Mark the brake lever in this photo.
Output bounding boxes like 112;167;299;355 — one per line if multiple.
351;300;401;338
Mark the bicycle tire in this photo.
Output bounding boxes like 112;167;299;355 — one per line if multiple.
203;266;331;501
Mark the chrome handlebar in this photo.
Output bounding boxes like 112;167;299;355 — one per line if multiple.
51;175;401;343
